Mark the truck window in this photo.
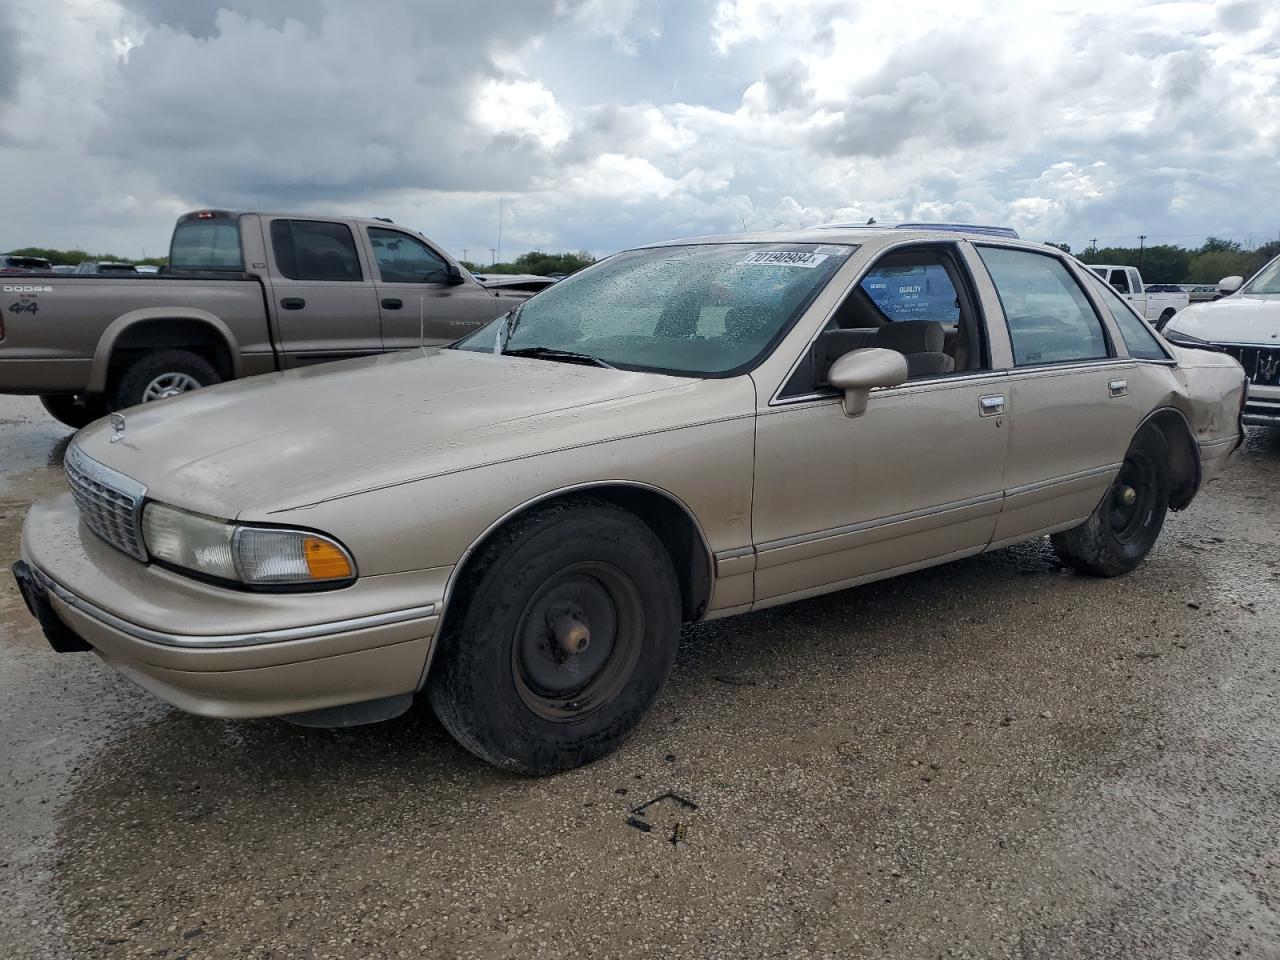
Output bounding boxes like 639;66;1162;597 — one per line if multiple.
169;219;243;271
1127;269;1143;295
270;220;364;281
1108;269;1129;294
367;228;449;283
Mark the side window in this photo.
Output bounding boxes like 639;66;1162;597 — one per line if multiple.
1108;269;1130;294
1128;269;1143;295
780;245;986;398
976;247;1110;366
367;227;449;283
860;262;960;322
270;220;363;281
1085;272;1170;361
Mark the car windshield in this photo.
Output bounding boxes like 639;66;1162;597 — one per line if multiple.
453;242;856;376
1243;256;1280;295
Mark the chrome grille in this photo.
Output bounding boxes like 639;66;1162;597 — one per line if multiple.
1214;343;1280;387
64;445;148;561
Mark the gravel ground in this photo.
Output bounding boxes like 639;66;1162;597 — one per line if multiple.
1;393;1278;960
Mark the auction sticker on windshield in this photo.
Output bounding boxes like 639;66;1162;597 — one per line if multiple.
739;251;829;268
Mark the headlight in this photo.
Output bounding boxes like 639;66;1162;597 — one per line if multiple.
141;503;356;589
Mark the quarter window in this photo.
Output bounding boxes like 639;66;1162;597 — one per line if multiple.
1084;272;1170;361
270;220;363;281
977;247;1110;366
368;227;450;283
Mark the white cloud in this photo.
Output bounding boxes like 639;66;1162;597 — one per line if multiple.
2;0;1279;261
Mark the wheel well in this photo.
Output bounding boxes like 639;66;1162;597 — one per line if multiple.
107;319;235;386
1159;307;1176;320
450;486;714;625
1143;409;1199;510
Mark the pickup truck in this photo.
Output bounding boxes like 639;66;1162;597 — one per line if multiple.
1;210;530;427
1086;264;1189;329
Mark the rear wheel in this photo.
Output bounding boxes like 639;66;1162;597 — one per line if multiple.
38;394;107;430
428;499;681;775
1052;427;1170;577
112;349;220;410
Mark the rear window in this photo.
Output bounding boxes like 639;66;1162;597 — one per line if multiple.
169;219;243;271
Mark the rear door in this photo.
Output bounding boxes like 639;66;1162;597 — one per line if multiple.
264;218;382;367
971;245;1140;546
362;226;509;349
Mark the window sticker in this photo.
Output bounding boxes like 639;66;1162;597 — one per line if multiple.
814;244;853;256
739;251;829;268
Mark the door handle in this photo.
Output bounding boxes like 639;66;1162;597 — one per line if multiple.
979;394;1006;417
280;297;306;310
380;298;403;310
1109;379;1129;398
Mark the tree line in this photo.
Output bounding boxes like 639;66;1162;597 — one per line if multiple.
1046;237;1280;285
459;250;595;276
6;246;169;267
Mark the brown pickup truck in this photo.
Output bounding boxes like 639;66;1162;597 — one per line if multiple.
0;210;529;426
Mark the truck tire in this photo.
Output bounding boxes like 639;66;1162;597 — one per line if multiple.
112;350;221;410
428;498;681;775
1051;427;1170;577
38;394;108;430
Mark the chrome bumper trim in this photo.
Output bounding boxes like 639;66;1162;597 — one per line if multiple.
28;564;436;649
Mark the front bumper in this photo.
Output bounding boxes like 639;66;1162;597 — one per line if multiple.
16;492;446;720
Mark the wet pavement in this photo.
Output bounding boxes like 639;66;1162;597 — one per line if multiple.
2;391;1279;959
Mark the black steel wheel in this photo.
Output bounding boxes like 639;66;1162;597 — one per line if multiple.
428;498;681;775
1053;426;1171;577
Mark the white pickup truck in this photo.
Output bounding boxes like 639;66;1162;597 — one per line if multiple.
1086;265;1189;329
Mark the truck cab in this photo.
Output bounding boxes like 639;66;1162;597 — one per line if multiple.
1087;264;1188;329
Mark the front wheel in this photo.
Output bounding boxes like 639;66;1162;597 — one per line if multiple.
1052;427;1170;577
428;499;681;775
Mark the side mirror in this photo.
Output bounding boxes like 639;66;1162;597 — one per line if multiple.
828;348;908;417
1218;276;1243;295
445;262;465;286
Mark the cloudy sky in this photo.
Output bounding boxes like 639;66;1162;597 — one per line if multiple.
1;0;1278;261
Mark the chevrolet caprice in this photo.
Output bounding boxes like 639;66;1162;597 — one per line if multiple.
13;228;1247;773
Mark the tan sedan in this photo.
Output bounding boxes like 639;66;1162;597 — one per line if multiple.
13;227;1247;773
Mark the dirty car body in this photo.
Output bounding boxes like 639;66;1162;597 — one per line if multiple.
14;228;1247;773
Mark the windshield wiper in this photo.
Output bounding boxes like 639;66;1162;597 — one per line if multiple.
503;345;615;369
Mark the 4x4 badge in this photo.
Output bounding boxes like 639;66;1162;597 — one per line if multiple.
109;413;126;443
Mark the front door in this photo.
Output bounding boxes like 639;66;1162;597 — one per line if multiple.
751;241;1010;605
264;218;382;367
363;226;511;349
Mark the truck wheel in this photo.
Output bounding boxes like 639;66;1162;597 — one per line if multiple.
428;499;681;775
112;350;221;409
38;394;108;430
1052;427;1170;577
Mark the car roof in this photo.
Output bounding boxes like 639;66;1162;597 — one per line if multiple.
636;227;1040;252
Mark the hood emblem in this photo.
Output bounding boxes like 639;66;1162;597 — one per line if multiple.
109;412;126;443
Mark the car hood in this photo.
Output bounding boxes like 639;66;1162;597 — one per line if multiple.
1164;294;1280;344
73;348;695;519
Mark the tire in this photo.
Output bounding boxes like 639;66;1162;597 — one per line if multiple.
1052;427;1170;577
38;394;108;430
428;498;681;775
111;349;220;410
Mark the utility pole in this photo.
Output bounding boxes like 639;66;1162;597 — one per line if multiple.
462;248;470;264
1090;237;1098;251
496;196;504;267
1138;234;1147;269
490;248;496;266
